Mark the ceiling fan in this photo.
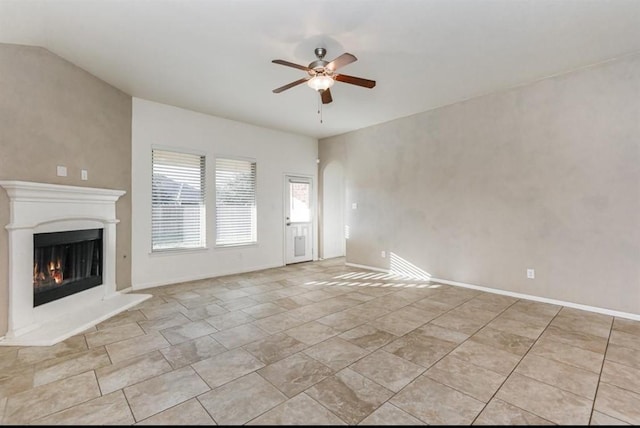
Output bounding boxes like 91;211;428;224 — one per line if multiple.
272;47;376;104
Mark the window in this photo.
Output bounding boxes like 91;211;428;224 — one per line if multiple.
215;157;257;246
151;149;206;251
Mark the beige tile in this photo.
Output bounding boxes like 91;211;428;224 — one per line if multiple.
96;310;146;330
85;322;145;348
16;336;88;366
515;354;599;399
594;382;640;424
160;320;217;345
198;372;286;425
96;351;172;395
159;335;226;369
463;294;518;314
192;348;265;388
590;410;631;425
450;340;521;375
124;366;210;421
359;402;425;425
218;296;260;311
213;288;250;301
242;302;287;319
390;375;484;424
106;331;170;364
253;312;305;334
613;318;640;336
258;353;333;397
3;371;100;424
273;295;315;309
242;333;308;365
426;355;506;402
610;329;640;351
487;314;547;340
339;324;398;352
414;322;470;343
602;360;640;394
551;308;612;338
33;347;111;386
470;327;534;356
316;311;369;332
32;390;134;425
285;321;340;345
248;392;346;425
206;310;255;330
0;368;33;399
541;325;608;354
138;312;191;333
211;323;269;349
351;350;425;392
304;337;369;371
179;302;227;321
370;306;433;336
496;373;592;425
607;344;640;370
429;312;487;336
473;398;553;425
306;368;393;425
530;336;603;373
135;398;214;425
140;302;184;320
383;331;456;368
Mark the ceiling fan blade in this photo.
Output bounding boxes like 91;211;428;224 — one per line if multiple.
335;74;376;88
272;77;309;94
321;88;333;104
272;59;312;72
326;53;357;71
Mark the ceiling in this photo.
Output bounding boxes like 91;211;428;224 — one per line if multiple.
2;0;640;139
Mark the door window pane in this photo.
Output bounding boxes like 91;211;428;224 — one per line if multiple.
289;182;310;222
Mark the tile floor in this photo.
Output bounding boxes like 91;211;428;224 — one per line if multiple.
1;257;640;425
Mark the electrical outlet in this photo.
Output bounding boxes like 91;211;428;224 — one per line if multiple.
56;165;67;177
527;269;535;279
352;202;358;210
81;169;88;181
381;250;386;258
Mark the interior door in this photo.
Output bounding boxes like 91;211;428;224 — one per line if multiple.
285;176;313;264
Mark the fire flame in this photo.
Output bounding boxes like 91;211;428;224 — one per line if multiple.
34;259;63;286
48;259;63;284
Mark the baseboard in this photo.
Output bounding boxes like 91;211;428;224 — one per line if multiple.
344;262;640;321
118;287;133;294
345;262;390;274
132;262;284;291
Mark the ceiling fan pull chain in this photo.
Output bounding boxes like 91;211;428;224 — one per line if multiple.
318;92;323;124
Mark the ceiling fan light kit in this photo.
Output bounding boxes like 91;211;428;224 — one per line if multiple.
272;47;376;109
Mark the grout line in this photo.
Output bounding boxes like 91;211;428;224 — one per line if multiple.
588;317;614;424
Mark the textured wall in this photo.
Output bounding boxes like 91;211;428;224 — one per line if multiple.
0;44;132;335
320;53;640;315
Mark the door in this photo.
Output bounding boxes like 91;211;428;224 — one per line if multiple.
285;176;313;264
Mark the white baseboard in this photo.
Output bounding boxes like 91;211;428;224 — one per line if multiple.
344;262;640;321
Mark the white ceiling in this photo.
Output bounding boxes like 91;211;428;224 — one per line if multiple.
2;0;640;139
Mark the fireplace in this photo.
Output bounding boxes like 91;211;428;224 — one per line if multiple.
33;228;103;307
0;180;151;346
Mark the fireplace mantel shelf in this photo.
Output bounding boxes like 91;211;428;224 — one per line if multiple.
0;180;150;346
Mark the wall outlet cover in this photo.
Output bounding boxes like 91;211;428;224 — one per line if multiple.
56;166;67;177
527;269;535;279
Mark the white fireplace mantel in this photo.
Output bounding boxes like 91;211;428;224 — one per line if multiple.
0;180;150;346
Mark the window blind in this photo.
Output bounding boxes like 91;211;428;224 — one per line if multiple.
152;149;206;251
215;158;257;246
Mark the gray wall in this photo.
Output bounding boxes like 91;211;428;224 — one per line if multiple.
320;54;640;315
0;44;132;335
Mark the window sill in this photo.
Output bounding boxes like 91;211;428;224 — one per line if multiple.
215;242;258;250
149;246;209;256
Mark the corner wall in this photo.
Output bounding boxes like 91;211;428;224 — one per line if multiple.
0;43;133;335
320;53;640;315
131;98;318;289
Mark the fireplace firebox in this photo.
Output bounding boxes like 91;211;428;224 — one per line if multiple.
33;228;103;307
